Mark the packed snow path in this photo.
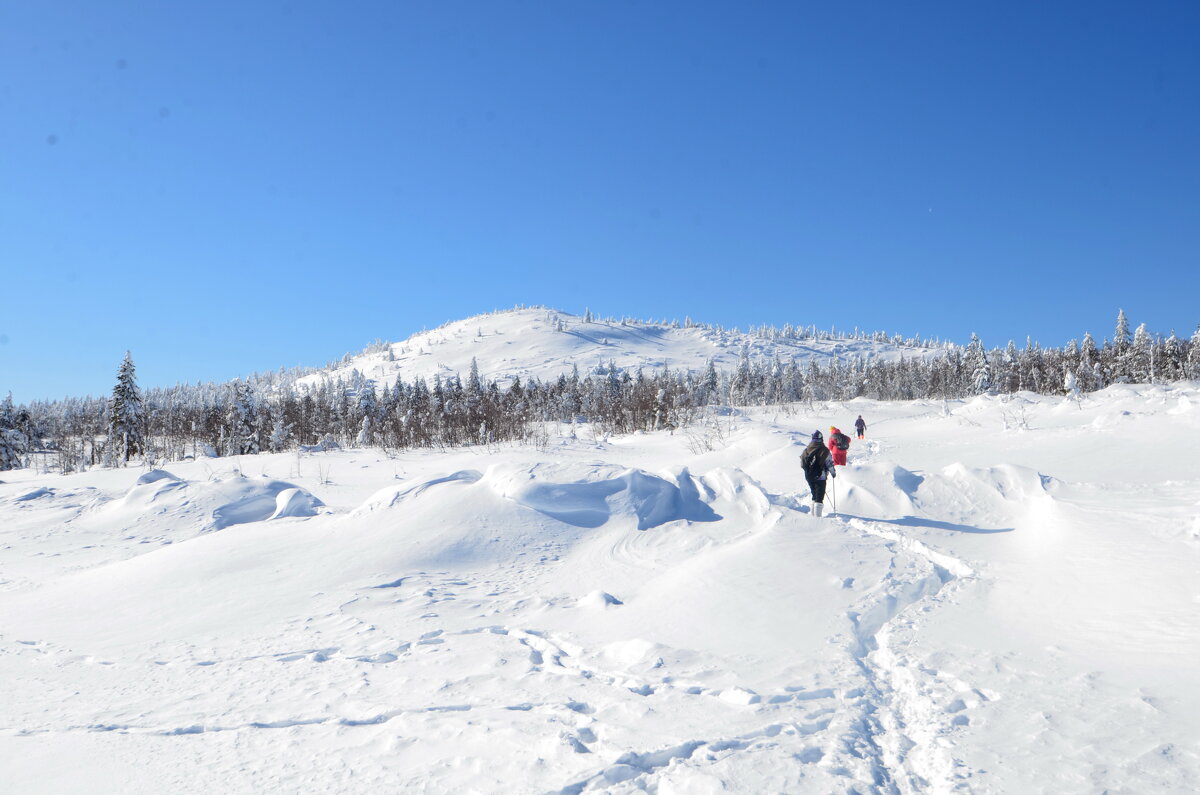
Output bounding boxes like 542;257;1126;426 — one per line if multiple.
2;385;1199;792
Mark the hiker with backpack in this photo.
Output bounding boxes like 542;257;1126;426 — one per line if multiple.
854;415;866;440
828;426;851;466
801;431;836;517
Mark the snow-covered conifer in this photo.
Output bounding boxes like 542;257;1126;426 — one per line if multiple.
268;401;292;452
1188;326;1200;380
0;393;27;471
225;380;260;456
107;352;146;465
965;334;991;394
731;345;753;405
1114;309;1131;356
1130;323;1153;383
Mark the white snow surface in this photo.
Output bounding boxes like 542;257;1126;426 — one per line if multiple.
2;383;1200;793
296;307;942;390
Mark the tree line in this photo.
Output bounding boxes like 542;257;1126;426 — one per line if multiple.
2;310;1198;473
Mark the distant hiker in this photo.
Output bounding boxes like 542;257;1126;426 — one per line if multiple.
828;426;851;466
801;431;836;517
854;415;866;440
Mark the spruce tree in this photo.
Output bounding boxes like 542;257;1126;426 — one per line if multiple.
107;352;146;465
0;393;26;471
965;334;991;394
268;400;292;452
225;380;260;456
1077;332;1100;392
1130;323;1153;383
1189;326;1200;380
1114;309;1131;356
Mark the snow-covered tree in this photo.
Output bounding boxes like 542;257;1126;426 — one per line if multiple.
1000;341;1020;393
1114;309;1131;357
1161;330;1184;382
268;400;292;452
225;380;260;456
1129;323;1153;383
1189;326;1200;380
731;345;754;405
0;393;27;471
964;334;991;394
1063;369;1082;404
107;352;146;465
1075;332;1099;392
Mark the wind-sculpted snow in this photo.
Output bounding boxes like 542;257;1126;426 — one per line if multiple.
353;464;721;532
209;479;324;529
268;487;324;521
101;471;324;532
352;470;483;514
2;384;1200;792
494;465;721;530
822;462;923;519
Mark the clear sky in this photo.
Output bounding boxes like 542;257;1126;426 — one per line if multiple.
2;1;1198;402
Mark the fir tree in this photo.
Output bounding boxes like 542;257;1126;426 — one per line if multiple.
1130;323;1153;383
1077;332;1100;392
1189;326;1200;380
1114;309;1132;356
107;351;146;465
268;400;292;452
225;380;260;456
965;334;991;394
731;345;753;405
0;393;27;471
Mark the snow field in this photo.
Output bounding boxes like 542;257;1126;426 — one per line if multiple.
1;383;1199;792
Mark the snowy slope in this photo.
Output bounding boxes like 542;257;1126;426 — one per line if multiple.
2;383;1199;792
296;307;943;390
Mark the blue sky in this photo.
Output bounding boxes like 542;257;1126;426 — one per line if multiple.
2;1;1198;402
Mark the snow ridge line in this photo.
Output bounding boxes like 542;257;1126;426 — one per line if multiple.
838;516;983;794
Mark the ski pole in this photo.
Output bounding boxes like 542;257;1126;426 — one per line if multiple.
830;476;836;516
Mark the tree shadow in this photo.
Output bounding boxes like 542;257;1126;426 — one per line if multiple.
836;513;1013;534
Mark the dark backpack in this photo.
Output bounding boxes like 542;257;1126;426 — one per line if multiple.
834;432;850;451
801;447;826;478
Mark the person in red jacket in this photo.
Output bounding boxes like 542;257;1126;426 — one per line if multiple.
828;426;850;466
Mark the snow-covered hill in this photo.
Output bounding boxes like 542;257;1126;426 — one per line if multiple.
2;383;1199;792
297;307;944;390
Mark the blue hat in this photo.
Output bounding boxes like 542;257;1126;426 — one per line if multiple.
811;430;823;441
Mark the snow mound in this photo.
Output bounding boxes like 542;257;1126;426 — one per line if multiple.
598;638;668;668
135;469;181;485
352;470;483;514
718;687;762;706
894;462;1055;531
117;469;187;510
940;462;1055;501
13;487;54;502
82;473;321;538
695;468;772;519
576;590;624;609
210;479;324;530
268;487;324;520
835;463;923;517
493;465;720;530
